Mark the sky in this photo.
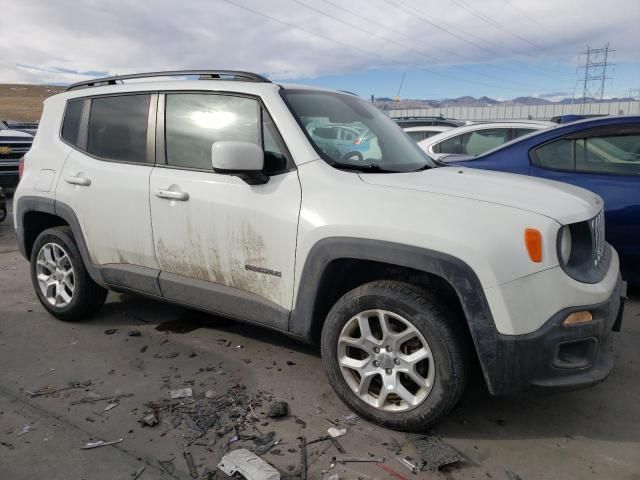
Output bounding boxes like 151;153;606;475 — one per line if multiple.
1;0;639;101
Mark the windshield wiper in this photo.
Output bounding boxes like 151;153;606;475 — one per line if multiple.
330;161;399;173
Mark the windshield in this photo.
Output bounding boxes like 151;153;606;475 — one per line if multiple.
281;89;435;172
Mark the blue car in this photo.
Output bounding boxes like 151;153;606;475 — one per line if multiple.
443;115;640;284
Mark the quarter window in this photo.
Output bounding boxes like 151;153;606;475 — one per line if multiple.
61;99;85;146
436;134;463;154
87;95;150;163
532;138;574;170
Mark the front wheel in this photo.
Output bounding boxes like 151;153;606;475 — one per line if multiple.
321;280;468;431
30;226;107;321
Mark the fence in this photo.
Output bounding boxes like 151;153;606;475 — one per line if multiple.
385;100;640;121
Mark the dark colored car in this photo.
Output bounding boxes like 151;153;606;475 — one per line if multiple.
394;116;466;128
0;187;6;223
444;115;640;284
0;122;33;187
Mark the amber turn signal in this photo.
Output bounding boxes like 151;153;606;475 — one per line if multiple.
524;228;542;263
563;311;593;325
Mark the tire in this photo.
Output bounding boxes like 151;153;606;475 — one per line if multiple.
30;226;107;321
0;207;6;223
321;280;468;431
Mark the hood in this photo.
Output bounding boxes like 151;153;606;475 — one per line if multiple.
0;129;33;139
359;166;602;225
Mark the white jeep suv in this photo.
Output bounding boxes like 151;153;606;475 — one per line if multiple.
14;71;625;431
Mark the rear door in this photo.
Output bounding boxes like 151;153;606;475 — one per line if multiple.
149;92;301;329
56;94;159;272
530;125;640;280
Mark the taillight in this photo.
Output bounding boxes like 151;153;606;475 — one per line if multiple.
18;157;25;178
353;138;362;145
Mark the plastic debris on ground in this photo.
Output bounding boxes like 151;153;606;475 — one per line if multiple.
327;427;346;438
170;388;193;399
81;438;124;449
406;433;465;472
218;448;280;480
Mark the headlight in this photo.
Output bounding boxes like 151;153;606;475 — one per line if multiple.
558;226;572;265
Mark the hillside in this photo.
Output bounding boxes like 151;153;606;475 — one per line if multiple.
0;84;64;122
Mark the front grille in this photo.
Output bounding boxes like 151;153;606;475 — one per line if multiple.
589;210;606;268
0;140;31;160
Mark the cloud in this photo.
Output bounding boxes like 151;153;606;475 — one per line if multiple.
0;0;638;87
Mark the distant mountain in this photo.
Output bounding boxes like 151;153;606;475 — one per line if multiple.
375;95;636;110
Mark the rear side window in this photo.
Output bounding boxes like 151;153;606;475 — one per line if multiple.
461;128;510;155
575;134;640;175
61;99;84;146
87;95;150;163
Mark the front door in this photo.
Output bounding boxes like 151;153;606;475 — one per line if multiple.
149;92;301;329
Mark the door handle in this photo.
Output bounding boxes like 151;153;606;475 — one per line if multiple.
154;188;189;201
65;176;91;186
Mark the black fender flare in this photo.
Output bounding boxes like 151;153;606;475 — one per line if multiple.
289;237;503;394
15;196;105;285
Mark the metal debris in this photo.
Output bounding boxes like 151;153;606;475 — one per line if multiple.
267;401;290;418
406;434;465;472
16;424;31;436
327;427;346;438
170;388;193;399
218;448;280;480
331;456;385;464
25;380;92;398
71;393;134;405
104;401;119;412
396;456;418;474
183;448;199;478
298;436;307;480
81;438;124;449
131;466;146;480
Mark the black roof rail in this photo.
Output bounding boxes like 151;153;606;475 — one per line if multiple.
65;70;271;91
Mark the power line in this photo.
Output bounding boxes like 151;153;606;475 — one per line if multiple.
500;0;555;36
293;0;548;89
449;0;546;50
218;0;557;92
388;0;571;77
320;0;560;82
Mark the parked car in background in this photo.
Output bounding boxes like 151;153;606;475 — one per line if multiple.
0;121;33;187
1;120;39;136
403;125;452;142
306;122;380;161
418;121;553;159
394;116;466;128
0;187;6;223
442;115;640;284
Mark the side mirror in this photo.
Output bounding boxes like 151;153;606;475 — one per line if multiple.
211;141;268;185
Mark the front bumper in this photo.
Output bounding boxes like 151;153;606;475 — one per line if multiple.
488;274;626;395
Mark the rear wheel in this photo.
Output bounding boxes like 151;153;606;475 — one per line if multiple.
321;280;468;431
30;227;107;321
